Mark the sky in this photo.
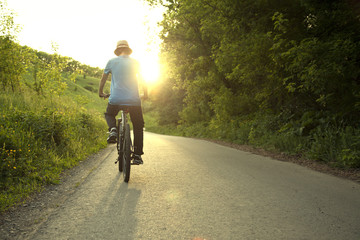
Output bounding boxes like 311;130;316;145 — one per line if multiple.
6;0;164;83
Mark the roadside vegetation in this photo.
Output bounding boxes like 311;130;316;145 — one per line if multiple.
1;0;360;212
0;1;109;212
144;0;360;168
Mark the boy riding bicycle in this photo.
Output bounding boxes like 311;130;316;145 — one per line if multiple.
98;40;147;164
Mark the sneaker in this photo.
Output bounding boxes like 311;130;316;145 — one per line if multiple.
107;127;117;144
133;154;143;165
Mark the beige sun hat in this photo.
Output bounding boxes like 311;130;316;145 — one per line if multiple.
114;40;133;55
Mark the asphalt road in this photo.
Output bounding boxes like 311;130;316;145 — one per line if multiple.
24;132;360;239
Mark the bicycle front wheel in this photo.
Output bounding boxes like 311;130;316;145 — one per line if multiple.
122;123;131;182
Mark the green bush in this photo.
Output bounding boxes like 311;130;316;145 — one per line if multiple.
147;106;359;169
308;125;360;168
0;1;108;211
0;89;107;212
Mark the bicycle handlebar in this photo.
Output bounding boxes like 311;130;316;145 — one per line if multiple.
101;93;148;101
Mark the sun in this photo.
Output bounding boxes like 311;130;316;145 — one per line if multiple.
139;55;161;86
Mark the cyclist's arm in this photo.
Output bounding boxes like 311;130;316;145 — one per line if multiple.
99;73;109;98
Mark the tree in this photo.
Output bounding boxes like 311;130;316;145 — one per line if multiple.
148;0;360;126
0;1;27;91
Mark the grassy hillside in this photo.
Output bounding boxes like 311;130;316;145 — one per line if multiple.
64;75;110;115
0;74;110;212
0;1;115;212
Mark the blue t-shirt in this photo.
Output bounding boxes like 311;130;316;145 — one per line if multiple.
104;56;141;106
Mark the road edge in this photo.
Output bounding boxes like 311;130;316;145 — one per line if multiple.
0;146;116;240
207;139;360;184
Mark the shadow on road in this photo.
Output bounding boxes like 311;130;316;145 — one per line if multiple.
75;169;141;239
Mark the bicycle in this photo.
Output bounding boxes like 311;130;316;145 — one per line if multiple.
115;108;140;183
102;93;145;183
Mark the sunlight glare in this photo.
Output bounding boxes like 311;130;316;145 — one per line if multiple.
7;0;165;70
139;55;161;85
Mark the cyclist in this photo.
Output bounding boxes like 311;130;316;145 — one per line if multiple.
98;40;147;164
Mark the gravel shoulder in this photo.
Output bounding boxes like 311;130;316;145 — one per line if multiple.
0;147;114;240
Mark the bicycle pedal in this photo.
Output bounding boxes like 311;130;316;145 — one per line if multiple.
132;160;143;165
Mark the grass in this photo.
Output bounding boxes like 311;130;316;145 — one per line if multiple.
0;74;109;212
64;75;110;115
144;108;360;169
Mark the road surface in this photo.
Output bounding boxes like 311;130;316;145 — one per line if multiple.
5;132;360;239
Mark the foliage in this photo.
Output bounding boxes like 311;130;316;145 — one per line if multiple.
1;0;102;94
0;83;107;212
0;1;27;91
145;0;360;168
0;2;110;211
30;43;68;95
24;46;101;96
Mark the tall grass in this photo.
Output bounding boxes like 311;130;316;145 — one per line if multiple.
64;75;110;115
144;108;360;169
0;86;108;212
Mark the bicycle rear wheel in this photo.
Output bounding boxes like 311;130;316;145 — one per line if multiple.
122;123;131;182
117;119;123;172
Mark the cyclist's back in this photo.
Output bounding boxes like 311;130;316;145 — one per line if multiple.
106;55;141;106
98;40;146;163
